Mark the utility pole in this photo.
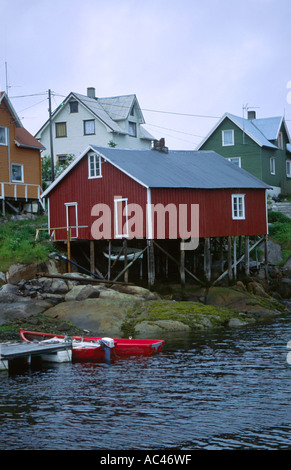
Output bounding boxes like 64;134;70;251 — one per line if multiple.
48;89;55;181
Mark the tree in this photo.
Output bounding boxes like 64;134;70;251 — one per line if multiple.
41;154;75;189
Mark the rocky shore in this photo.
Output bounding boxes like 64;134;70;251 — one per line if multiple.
0;254;290;342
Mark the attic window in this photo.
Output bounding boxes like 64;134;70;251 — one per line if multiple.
70;101;78;113
128;121;137;137
232;194;245;220
222;130;234;146
130;105;135;116
88;153;102;178
278;132;283;150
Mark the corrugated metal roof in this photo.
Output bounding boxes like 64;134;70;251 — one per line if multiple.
42;146;270;198
227;113;278;149
92;146;271;189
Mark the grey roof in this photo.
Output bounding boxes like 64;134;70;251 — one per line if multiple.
197;112;290;150
91;146;270;189
36;92;154;140
42;146;270;198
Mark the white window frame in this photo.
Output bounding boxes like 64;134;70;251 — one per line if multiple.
232;194;245;220
287;160;291;178
270;157;276;175
88;153;102;179
0;126;8;146
222;129;234;146
228;157;241;167
84;119;95;135
114;197;129;238
65;202;78;239
11;163;24;183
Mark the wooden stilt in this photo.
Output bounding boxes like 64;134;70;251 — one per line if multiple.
90;240;95;274
264;234;269;279
233;236;237;279
204;237;211;282
245;236;250;276
180;240;185;288
219;237;224;272
107;240;111;280
67;228;71;273
227;236;233;281
147;240;155;287
123;239;128;283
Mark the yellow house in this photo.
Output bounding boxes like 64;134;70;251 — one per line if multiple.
0;91;45;214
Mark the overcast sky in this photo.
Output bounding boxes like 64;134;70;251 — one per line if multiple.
1;0;291;150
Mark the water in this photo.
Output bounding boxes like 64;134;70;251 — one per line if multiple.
1;317;291;450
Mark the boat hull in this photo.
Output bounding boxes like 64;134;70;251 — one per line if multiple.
19;329;164;362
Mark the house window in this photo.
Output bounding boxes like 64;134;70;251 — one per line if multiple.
11;163;24;182
114;197;129;238
84;120;95;135
232;194;245;220
56;122;67;138
270;157;276;175
130;105;135;116
228;157;241;167
69;101;78;113
0;126;8;145
278;132;283;150
88;153;102;178
57;155;68;165
128;121;137;137
287;160;291;178
222;129;234;146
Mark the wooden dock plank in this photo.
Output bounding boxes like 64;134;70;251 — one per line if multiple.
0;342;72;360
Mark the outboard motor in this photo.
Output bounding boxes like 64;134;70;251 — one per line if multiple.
100;337;115;363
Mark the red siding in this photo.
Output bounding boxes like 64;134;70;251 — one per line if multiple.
151;188;267;238
48;154;268;241
48;156;147;240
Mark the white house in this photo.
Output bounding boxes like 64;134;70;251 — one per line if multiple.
35;88;156;165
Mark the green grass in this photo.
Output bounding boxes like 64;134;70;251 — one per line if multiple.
268;211;291;264
0;216;55;272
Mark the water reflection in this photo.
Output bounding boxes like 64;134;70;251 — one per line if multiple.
1;318;291;449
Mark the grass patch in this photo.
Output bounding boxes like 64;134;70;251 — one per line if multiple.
0;216;55;272
268;211;291;264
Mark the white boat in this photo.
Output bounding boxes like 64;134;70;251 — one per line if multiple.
103;247;144;262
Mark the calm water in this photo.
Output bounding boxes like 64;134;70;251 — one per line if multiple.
1;317;291;450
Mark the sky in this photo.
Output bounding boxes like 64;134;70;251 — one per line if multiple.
1;0;291;150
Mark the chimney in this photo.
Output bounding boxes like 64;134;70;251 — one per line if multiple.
153;138;168;153
87;87;96;99
248;110;256;120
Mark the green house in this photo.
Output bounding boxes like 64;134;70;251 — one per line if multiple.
197;111;291;195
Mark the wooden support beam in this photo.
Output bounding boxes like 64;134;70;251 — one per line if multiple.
113;246;148;283
212;236;264;286
245;236;250;276
123;239;128;283
227;236;233;281
180;240;185;288
147;240;155;287
152;240;205;286
204;237;211;282
90;240;95;274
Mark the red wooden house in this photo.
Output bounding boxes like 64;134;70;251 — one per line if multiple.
42;144;270;284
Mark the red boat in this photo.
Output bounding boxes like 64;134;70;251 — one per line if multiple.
19;329;164;362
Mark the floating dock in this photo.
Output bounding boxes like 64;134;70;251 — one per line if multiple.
0;341;72;371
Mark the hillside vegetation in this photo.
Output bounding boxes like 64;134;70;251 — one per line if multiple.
0;215;54;273
268;211;291;264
